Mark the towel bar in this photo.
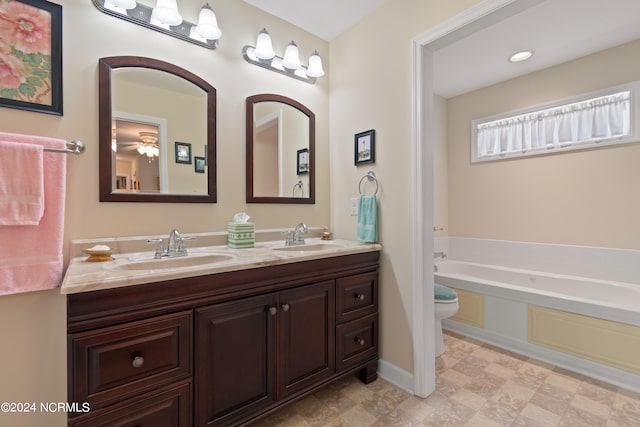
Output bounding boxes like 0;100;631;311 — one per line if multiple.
44;140;85;155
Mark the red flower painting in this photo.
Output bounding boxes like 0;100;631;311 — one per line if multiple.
0;0;58;111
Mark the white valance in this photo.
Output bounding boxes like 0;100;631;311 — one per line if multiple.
474;90;632;161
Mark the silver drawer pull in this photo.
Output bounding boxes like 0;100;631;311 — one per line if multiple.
354;337;365;346
131;355;145;368
281;303;290;312
268;306;277;316
354;293;365;301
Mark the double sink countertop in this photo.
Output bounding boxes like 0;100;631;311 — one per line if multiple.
61;228;381;295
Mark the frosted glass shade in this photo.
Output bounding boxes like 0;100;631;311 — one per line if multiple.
282;41;301;70
151;0;182;26
194;3;221;40
104;0;135;13
254;28;275;60
189;26;206;42
306;51;324;78
111;0;136;9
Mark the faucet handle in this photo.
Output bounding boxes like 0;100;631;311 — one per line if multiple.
177;236;195;253
146;238;164;259
284;230;294;245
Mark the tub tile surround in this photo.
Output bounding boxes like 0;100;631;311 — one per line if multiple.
447;237;640;285
62;228;381;294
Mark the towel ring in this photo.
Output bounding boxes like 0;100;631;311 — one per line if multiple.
358;171;379;196
292;180;304;197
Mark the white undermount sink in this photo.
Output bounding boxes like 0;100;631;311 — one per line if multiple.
270;243;344;252
114;253;234;271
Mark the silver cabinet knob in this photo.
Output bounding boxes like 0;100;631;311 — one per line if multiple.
132;355;145;368
354;337;365;346
281;303;290;312
268;306;277;316
354;293;365;301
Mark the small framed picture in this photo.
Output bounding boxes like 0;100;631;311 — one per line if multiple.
175;141;192;164
194;156;206;173
355;129;375;166
297;148;309;175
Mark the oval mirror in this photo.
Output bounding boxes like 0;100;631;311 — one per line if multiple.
99;56;216;202
246;94;315;204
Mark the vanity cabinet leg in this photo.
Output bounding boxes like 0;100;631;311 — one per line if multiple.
358;360;378;384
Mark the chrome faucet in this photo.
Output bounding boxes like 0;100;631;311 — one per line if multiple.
168;229;184;255
434;251;447;260
285;223;308;246
433;251;447;272
147;228;190;259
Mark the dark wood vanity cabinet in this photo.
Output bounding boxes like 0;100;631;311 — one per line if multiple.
67;251;379;427
195;281;334;426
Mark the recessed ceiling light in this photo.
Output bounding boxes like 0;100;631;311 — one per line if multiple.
508;50;534;63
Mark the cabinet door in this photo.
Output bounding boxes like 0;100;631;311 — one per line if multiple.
195;294;276;427
278;280;335;398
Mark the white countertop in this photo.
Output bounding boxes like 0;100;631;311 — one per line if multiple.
61;232;381;295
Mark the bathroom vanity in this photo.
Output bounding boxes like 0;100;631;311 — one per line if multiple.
63;235;380;426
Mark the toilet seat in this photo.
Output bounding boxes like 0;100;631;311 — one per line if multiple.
435;284;458;303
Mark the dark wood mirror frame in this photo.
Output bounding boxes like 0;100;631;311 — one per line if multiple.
246;94;315;204
99;56;217;203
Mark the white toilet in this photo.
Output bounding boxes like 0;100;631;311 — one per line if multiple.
434;284;459;357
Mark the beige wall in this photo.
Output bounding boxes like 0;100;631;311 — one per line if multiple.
0;1;328;425
329;0;482;374
447;39;640;250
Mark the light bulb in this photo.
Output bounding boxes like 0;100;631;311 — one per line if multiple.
151;0;182;26
254;28;275;60
282;41;301;70
194;3;221;40
306;50;324;77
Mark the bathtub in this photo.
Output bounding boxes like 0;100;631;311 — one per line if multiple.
435;260;640;392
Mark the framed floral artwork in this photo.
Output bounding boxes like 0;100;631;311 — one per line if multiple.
0;0;62;115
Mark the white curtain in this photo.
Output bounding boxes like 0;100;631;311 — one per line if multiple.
476;91;631;158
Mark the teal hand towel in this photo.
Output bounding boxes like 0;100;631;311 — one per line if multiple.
357;194;378;243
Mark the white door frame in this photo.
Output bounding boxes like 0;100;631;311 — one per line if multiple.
411;0;522;397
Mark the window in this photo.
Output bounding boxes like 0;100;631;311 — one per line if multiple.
471;82;638;162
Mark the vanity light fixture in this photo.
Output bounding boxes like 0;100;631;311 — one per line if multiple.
92;0;221;49
508;49;534;63
242;28;325;84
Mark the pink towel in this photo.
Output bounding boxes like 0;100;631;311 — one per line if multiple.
0;140;44;225
0;132;67;296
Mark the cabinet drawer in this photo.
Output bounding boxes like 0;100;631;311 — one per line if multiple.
336;313;378;371
69;380;191;427
336;272;378;323
69;311;192;411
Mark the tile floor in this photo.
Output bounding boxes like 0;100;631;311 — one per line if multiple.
249;331;640;426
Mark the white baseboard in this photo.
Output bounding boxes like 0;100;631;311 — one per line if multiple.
377;358;415;395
